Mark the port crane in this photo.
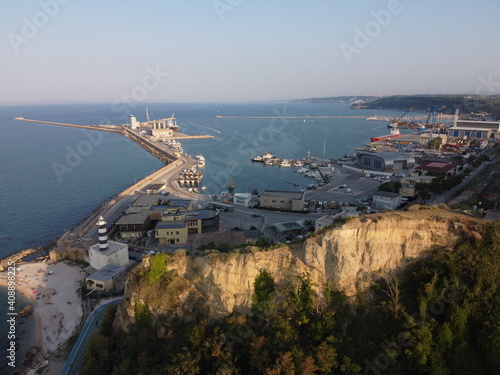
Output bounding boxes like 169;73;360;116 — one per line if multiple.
425;105;446;125
389;107;413;127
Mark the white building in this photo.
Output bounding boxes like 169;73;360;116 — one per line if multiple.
129;114;140;130
233;192;252;207
88;217;129;270
372;191;402;210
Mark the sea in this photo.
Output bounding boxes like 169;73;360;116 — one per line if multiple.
0;102;425;371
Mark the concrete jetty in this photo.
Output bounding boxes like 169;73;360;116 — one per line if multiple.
14;117;123;133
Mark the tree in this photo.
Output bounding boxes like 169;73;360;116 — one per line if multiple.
253;269;275;311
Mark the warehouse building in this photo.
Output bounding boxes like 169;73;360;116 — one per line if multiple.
260;190;305;212
356;152;416;172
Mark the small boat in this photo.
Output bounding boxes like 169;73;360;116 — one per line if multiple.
227;179;235;190
252;155;264;162
280;159;292;167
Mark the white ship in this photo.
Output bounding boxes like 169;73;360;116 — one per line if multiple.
196;154;206;168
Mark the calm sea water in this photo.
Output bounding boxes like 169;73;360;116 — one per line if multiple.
0;102;423;258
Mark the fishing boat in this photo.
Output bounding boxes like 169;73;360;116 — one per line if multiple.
280;159;292;167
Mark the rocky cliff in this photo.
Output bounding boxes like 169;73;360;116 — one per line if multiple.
114;207;483;331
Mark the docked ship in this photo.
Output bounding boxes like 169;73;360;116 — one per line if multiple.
167;114;179;131
370;126;401;142
196;154;205;168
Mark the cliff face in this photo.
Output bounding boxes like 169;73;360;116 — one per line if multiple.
114;207;482;330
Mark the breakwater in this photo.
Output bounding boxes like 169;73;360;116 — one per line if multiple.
14;117;123;133
123;129;176;164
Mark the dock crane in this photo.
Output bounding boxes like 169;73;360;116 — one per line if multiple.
388;107;413;128
425;105;446;125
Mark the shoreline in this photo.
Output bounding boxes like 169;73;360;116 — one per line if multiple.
0;260;86;372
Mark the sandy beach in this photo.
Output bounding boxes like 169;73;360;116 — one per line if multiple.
0;260;86;359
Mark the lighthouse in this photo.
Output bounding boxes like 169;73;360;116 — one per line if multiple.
88;216;129;270
97;216;108;251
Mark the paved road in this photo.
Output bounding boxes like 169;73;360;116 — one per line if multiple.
60;299;121;375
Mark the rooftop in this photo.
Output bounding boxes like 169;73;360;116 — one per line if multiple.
155;222;187;229
272;221;305;232
416;162;456;173
373;191;401;198
262;190;304;199
132;194;162;207
89;240;128;256
87;265;125;282
115;213;149;225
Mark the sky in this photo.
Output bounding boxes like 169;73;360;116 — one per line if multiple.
1;0;500;105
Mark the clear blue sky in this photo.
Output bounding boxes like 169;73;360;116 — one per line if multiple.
1;0;499;104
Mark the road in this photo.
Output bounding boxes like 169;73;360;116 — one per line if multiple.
60;299;121;375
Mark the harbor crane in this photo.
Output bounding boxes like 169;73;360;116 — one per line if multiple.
389;107;413;127
425;105;446;125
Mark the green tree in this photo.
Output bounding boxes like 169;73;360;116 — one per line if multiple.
253;269;275;311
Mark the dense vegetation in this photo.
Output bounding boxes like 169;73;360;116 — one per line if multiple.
350;95;500;118
81;222;499;374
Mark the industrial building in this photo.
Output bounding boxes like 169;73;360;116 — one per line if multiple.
447;120;500;140
356;152;416;172
260;190;305;212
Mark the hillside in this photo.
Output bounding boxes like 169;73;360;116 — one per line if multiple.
350;95;500;118
81;206;499;374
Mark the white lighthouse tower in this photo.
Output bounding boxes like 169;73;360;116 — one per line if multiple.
97;216;109;251
88;216;128;270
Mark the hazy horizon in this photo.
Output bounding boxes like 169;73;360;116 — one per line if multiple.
2;0;500;105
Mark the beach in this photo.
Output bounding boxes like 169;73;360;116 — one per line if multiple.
0;260;86;369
